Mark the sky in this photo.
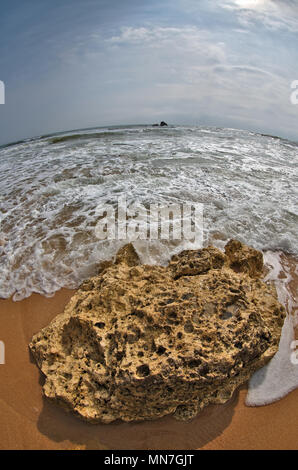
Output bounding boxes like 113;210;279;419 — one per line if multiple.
0;0;298;145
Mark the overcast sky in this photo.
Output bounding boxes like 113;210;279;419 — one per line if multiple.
0;0;298;145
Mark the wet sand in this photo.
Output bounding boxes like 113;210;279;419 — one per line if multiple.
0;255;297;450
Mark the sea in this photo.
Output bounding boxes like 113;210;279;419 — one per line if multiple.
0;124;297;405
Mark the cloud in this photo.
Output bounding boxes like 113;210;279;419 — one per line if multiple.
1;11;298;145
106;26;226;62
221;0;298;31
96;24;298;139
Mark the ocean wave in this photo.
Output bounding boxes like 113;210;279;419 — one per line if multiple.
50;131;128;144
0;125;297;300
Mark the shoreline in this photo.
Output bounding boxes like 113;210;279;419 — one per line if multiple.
0;251;297;450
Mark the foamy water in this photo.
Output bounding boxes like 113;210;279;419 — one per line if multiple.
0;124;297;405
0;125;297;300
246;251;298;406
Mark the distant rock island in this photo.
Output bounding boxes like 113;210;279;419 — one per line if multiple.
152;121;168;127
29;240;285;424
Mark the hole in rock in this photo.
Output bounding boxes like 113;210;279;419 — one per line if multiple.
184;322;194;333
136;364;150;377
157;346;166;355
221;311;233;320
188;359;201;368
116;351;124;361
200;364;209;376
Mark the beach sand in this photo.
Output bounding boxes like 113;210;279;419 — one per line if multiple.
0;255;297;450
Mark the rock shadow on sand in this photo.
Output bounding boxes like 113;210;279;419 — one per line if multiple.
36;387;240;450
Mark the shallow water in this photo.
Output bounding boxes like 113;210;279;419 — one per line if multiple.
0;125;297;300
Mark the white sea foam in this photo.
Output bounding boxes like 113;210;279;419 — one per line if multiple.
0;125;297;300
246;251;298;406
246;315;298;406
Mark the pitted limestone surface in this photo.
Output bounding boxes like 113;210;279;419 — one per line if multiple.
30;241;285;423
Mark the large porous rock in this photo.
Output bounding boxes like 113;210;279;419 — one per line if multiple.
29;240;285;424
